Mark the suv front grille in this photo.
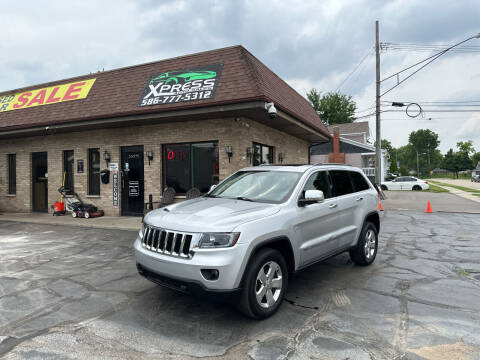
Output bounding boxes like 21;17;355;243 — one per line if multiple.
142;226;193;259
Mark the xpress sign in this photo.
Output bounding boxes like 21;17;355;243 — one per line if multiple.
137;64;222;107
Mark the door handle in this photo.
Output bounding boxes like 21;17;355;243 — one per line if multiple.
356;197;364;201
329;203;338;209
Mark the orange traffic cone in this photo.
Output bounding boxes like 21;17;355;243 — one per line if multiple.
426;201;433;213
378;202;383;211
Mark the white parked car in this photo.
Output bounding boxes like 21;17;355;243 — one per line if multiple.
381;176;429;191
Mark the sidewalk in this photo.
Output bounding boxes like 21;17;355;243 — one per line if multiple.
430;182;480;204
0;212;141;231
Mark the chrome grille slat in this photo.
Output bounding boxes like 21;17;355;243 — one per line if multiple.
143;225;192;259
179;234;186;256
170;233;177;255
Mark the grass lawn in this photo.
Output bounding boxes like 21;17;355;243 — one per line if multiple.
473;193;480;197
429;181;480;194
426;184;450;193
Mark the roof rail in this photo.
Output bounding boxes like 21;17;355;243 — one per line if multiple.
312;163;352;166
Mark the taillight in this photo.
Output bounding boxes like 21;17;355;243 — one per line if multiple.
425;181;428;184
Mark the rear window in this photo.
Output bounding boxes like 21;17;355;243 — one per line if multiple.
349;171;371;192
329;170;354;197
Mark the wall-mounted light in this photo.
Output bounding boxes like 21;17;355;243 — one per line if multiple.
246;147;254;163
278;152;285;164
225;146;233;163
103;150;111;166
146;151;154;165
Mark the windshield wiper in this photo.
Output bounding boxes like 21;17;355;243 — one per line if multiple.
235;196;254;202
204;193;218;198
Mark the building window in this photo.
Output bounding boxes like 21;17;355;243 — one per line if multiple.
63;150;74;193
8;154;16;195
88;148;100;195
252;142;274;166
163;141;219;194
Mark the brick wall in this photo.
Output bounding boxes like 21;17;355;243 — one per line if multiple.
0;117;309;215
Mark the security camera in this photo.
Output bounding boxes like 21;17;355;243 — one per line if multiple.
265;102;277;119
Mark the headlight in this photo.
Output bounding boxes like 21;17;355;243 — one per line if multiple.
197;232;240;248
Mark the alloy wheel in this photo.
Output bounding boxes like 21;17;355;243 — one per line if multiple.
364;229;376;260
255;261;283;309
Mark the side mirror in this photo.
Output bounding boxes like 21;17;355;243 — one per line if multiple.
299;190;325;206
209;184;217;192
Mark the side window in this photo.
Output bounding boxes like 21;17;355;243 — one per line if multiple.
302;171;332;199
329;170;354;197
349;171;370;192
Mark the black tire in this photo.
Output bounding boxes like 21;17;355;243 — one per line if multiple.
350;222;378;266
237;248;288;320
412;185;422;191
380;185;388;191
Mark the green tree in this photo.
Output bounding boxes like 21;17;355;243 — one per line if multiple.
472;152;480;168
399;165;409;176
307;90;356;125
443;149;458;177
376;139;398;173
456;140;475;155
443;148;474;178
306;88;321;115
408;129;441;174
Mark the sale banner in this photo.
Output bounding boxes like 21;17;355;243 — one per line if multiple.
0;78;96;113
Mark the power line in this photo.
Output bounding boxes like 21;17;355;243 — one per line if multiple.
335;49;374;92
379;35;480;97
381;42;480;53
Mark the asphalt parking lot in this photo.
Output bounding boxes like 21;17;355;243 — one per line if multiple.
382;190;480;213
1;210;480;360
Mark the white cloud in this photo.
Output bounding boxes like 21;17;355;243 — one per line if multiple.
0;0;479;153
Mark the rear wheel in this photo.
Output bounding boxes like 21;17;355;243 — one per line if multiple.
350;222;378;266
380;185;388;191
237;248;288;319
412;185;422;191
71;211;77;218
84;212;90;219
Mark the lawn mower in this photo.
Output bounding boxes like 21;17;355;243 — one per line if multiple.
58;186;104;219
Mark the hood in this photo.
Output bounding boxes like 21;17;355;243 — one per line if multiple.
144;197;280;233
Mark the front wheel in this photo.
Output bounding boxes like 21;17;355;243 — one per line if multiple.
72;211;77;218
237;248;288;319
84;212;90;219
350;222;378;266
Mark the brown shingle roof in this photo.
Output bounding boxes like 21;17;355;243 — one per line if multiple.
0;45;329;138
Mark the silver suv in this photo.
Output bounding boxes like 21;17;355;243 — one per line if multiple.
135;164;380;319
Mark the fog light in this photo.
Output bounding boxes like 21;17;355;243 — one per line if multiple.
201;269;219;281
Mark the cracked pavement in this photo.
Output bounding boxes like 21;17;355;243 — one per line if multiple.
1;210;480;359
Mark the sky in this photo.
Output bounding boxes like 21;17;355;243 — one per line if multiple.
1;0;479;153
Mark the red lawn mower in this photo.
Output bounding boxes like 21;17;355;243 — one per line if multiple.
58;186;104;219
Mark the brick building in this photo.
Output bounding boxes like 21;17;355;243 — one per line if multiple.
310;121;388;183
0;46;330;216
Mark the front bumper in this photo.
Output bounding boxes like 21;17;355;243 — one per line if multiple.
134;236;248;291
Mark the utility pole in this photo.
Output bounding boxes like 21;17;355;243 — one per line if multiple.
375;20;381;184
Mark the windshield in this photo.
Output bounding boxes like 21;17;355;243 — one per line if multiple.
208;170;302;203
